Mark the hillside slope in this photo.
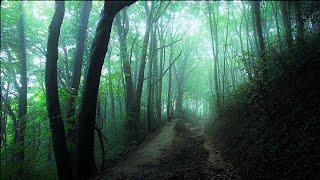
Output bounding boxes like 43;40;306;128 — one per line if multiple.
207;36;320;178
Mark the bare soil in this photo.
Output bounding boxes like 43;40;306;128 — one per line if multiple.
98;120;240;180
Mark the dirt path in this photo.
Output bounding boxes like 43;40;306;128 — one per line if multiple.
98;120;240;179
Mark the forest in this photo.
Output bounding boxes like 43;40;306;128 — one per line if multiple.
0;1;319;179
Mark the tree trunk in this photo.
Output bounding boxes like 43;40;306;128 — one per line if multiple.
176;84;183;112
294;1;304;44
75;1;135;178
147;25;156;132
222;5;230;101
207;2;221;111
281;1;293;48
67;0;92;145
167;40;173;120
252;1;265;56
16;2;28;176
45;2;73;179
271;2;282;45
132;1;154;141
114;9;136;139
157;27;164;123
106;50;116;121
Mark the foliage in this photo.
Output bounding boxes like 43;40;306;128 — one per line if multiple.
206;35;320;178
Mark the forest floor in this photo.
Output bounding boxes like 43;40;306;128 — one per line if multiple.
97;119;240;179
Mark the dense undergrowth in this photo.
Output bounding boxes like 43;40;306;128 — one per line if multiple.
207;34;320;178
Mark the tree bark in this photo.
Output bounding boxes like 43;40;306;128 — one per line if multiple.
157;25;164;122
75;1;135;178
294;1;304;44
281;1;293;48
45;2;73;179
207;2;221;110
222;5;230;101
167;39;173;120
16;2;28;176
132;1;154;141
271;2;282;45
67;1;92;145
252;1;265;55
114;9;136;137
147;25;156;131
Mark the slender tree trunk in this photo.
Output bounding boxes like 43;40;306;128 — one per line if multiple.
147;25;157;131
133;1;154;141
251;5;259;52
115;9;136;138
75;2;135;178
207;2;221;110
222;5;230;102
281;1;293;48
45;2;73;179
294;1;304;44
0;83;2;147
16;2;28;176
242;3;252;51
167;41;173;120
157;29;164;122
67;0;92;145
153;37;159;125
176;83;183;112
62;46;71;87
133;46;139;92
271;2;282;45
252;1;265;55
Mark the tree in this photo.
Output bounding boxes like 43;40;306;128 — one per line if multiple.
281;1;293;48
114;8;136;137
271;2;282;44
252;1;265;56
207;2;221;110
66;1;92;145
75;1;135;178
45;1;73;179
294;1;304;44
15;2;28;176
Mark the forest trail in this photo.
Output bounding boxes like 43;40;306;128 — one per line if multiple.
98;119;240;179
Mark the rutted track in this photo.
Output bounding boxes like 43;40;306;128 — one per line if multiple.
99;119;240;179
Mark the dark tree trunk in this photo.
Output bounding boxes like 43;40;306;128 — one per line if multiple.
167;42;173;120
132;1;154;141
151;27;161;128
115;9;136;138
176;87;183;112
67;1;92;145
252;1;265;55
294;1;304;44
157;28;164;122
62;46;71;87
222;5;230;101
75;1;135;178
207;2;221;110
281;1;293;48
45;2;73;179
147;26;156;132
0;83;2;147
271;2;282;45
16;2;28;176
